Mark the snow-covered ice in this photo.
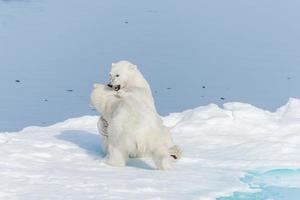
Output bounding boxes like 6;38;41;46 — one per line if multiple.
1;98;300;200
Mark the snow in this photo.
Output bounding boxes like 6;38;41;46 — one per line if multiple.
1;0;300;199
1;98;300;200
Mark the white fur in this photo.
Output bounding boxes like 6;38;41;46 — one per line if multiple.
91;84;174;170
92;60;182;168
108;60;156;112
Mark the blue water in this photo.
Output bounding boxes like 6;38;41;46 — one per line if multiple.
218;187;300;200
218;169;300;200
1;0;300;132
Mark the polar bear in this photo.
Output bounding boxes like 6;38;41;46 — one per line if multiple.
97;61;182;160
91;84;175;170
107;60;156;111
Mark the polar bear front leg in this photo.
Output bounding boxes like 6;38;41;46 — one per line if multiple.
114;88;128;98
97;117;109;154
105;144;127;167
98;116;109;137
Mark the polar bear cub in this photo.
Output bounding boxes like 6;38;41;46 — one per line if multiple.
91;84;174;170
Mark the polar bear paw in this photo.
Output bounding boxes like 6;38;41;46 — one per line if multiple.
114;89;127;98
99;116;109;137
104;158;126;167
169;145;182;161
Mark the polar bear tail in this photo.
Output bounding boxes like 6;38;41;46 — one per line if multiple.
169;145;182;161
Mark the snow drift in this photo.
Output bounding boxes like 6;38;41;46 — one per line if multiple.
1;98;300;199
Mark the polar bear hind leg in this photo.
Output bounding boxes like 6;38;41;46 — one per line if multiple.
151;146;172;170
105;144;127;167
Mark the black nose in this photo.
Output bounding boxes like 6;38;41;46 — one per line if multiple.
107;84;113;88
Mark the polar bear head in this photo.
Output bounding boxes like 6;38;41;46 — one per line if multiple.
90;83;115;113
108;60;142;91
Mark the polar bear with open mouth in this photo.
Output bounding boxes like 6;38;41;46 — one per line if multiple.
107;60;156;112
98;61;182;161
91;84;177;169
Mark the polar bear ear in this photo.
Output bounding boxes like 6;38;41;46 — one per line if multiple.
129;64;137;71
111;62;116;67
93;83;104;89
93;83;100;88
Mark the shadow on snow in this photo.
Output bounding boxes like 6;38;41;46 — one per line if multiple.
56;130;154;170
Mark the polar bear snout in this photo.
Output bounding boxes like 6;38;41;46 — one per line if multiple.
107;83;121;91
113;85;121;91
